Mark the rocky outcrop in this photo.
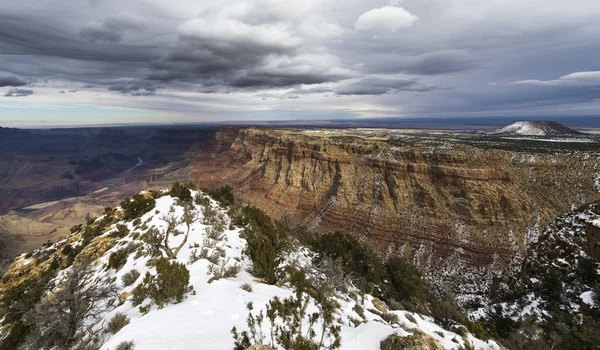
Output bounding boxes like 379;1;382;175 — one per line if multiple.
191;127;600;296
380;332;445;350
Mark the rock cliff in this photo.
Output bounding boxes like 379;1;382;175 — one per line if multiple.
192;127;600;296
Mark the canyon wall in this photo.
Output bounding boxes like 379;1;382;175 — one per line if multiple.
192;127;600;296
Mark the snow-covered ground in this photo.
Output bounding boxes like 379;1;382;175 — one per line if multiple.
18;191;501;350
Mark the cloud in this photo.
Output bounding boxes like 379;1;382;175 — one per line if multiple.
2;0;600;122
0;74;27;87
335;77;440;95
108;81;162;96
80;24;122;43
4;88;33;97
178;17;302;54
510;71;600;86
355;6;417;32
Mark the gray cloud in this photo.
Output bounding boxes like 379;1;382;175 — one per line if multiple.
4;88;33;97
335;78;442;95
1;0;600;122
108;81;162;96
0;74;27;87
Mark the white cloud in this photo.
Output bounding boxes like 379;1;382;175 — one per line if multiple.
354;6;418;32
178;17;302;51
511;71;600;86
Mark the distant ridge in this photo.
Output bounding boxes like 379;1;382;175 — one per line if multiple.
0;126;31;139
490;120;581;136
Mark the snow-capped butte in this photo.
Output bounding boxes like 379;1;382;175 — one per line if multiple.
491;121;581;136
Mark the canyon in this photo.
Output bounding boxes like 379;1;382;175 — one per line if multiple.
192;127;600;297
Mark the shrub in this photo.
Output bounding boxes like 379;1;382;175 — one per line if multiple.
205;225;224;240
465;320;487;339
61;244;73;256
116;341;135;350
106;312;130;334
240;283;253;292
110;224;130;238
169;182;193;202
430;299;466;329
121;194;156;220
205;185;235;207
208;263;241;283
353;303;366;319
241;206;287;284
381;312;400;325
382;256;426;303
232;269;341;350
132;258;191;309
121;270;141;287
311;232;384;293
405;313;417;324
108;249;129;270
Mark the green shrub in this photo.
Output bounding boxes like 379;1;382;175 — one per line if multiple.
353;303;366;319
122;269;141;287
204;185;235;207
311;232;384;293
121;194;156;220
465;320;487;339
169;182;193;202
382;256;426;303
61;244;73;256
110;224;130;238
108;249;129;270
242;206;287;284
132;258;191;309
106;312;130;334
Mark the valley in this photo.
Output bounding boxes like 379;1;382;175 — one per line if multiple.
191;126;600;299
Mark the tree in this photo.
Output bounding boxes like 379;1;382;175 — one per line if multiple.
24;260;117;349
242;207;287;284
141;204;199;259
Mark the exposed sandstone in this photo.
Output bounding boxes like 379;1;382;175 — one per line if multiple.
192;127;600;295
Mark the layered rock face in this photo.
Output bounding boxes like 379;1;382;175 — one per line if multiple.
192;128;600;296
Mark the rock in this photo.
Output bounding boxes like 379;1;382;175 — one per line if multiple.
192;127;600;295
380;331;445;350
372;297;388;313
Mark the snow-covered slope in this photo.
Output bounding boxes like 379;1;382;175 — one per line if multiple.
491;121;580;136
6;190;501;350
472;200;600;322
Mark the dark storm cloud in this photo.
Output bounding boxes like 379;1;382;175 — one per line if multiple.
0;74;27;87
2;0;600;120
362;51;479;76
335;78;442;95
4;88;33;97
0;14;159;63
108;81;162;96
80;26;122;43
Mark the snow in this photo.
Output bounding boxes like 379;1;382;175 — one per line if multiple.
36;190;500;350
580;291;596;307
501;137;592;143
495;121;547;136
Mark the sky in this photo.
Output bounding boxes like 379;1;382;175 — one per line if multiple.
1;0;600;127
